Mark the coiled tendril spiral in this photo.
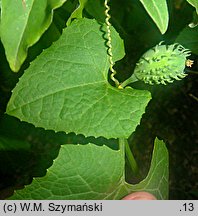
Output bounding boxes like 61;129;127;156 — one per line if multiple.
104;0;120;87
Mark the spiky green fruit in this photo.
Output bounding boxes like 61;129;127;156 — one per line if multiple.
133;43;191;85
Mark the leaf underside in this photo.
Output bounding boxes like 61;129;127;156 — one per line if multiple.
7;18;151;139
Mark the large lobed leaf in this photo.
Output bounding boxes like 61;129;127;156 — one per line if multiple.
138;0;169;34
0;0;68;72
7;18;151;139
10;139;168;200
10;143;124;200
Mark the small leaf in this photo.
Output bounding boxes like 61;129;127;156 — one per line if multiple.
139;0;169;34
186;0;198;13
0;0;68;72
10;138;168;200
67;0;88;26
7;18;151;139
176;26;198;55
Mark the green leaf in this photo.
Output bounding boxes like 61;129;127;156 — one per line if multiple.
0;0;68;72
117;139;169;200
10;138;168;200
67;0;88;26
7;18;151;139
176;26;198;55
10;143;124;199
186;0;198;13
85;0;105;23
139;0;169;34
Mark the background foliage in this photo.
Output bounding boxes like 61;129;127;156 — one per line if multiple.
0;0;197;199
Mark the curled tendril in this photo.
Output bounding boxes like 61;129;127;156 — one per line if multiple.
104;0;120;87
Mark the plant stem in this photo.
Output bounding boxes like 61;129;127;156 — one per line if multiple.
125;139;139;175
189;93;198;102
119;138;139;176
119;74;138;88
186;70;198;75
118;138;125;159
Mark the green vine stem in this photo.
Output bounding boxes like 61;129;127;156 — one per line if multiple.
119;138;139;176
186;70;198;75
119;74;138;88
104;0;120;87
189;93;198;102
